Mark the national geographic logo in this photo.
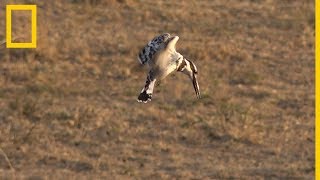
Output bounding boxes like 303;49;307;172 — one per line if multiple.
3;5;37;48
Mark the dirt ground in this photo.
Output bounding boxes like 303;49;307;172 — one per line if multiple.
0;0;315;179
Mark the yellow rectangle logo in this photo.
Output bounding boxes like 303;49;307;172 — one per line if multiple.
6;5;37;48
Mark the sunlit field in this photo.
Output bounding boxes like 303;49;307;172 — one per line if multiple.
0;0;314;179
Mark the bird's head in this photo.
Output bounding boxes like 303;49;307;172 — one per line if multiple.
179;59;201;99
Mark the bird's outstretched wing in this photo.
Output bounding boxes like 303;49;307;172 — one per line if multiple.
138;33;171;65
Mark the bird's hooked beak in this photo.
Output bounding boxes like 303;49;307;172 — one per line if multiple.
192;73;201;99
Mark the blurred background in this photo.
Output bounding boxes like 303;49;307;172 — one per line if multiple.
0;0;314;179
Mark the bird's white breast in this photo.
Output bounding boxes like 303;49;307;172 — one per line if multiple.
149;50;182;79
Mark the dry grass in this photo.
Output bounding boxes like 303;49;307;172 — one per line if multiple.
0;0;315;179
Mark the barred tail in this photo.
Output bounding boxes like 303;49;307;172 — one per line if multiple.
137;71;156;103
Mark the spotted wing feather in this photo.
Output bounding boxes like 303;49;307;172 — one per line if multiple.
138;33;171;65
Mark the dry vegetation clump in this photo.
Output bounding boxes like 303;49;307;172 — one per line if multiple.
0;0;315;179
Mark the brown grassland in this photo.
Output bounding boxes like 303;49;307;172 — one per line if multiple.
0;0;315;179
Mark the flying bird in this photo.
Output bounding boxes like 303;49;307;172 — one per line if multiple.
137;33;200;103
